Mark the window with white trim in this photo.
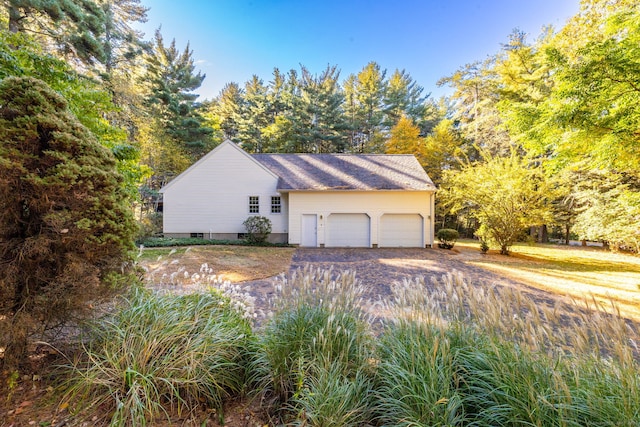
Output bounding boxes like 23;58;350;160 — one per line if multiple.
271;196;281;214
249;196;259;214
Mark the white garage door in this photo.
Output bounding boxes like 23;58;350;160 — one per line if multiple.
380;214;423;247
326;213;370;247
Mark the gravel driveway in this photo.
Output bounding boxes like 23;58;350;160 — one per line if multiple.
246;246;564;323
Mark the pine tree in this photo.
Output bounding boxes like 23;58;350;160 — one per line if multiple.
383;69;427;129
5;0;107;65
345;62;387;152
293;65;347;153
438;59;511;156
98;0;149;76
0;77;137;369
213;82;243;140
141;29;213;172
237;75;270;152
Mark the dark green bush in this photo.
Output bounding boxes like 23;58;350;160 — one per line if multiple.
0;77;137;370
437;228;460;249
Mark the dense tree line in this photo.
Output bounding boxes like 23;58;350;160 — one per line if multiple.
209;63;436;155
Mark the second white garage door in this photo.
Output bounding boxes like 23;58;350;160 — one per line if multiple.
380;214;423;247
326;213;370;247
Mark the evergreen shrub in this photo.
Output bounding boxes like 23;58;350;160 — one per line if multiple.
0;77;136;370
437;228;459;249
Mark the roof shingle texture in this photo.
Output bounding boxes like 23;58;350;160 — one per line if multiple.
253;153;436;191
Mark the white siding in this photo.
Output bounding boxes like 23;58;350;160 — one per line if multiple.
288;191;434;247
161;141;287;236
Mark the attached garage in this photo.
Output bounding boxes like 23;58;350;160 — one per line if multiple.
379;214;424;247
326;213;370;247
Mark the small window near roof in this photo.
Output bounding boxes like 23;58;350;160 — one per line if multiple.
249;196;259;214
271;196;281;214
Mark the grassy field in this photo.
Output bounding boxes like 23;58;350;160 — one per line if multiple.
455;240;640;320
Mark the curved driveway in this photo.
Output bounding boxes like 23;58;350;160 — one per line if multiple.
282;247;567;315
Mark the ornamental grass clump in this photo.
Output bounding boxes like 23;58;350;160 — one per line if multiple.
62;288;253;426
249;266;375;425
381;271;640;426
373;320;465;426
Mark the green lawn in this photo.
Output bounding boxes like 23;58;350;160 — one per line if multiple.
455;240;640;320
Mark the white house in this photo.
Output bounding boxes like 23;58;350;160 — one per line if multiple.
160;140;437;248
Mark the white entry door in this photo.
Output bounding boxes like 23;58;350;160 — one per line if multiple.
301;214;317;247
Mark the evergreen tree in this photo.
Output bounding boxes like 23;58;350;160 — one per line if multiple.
278;68;303;152
0;30;146;195
213;82;243;140
293;65;347;153
346;61;387;152
0;77;137;369
98;0;148;76
4;0;106;65
237;75;270;152
141;29;213;173
260;68;293;152
438;59;512;156
267;68;286;120
343;73;364;151
383;69;427;129
96;0;149;135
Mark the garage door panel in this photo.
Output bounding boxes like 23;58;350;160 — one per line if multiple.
326;213;370;247
380;214;423;247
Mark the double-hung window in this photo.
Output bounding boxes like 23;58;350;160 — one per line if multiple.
249;196;259;214
271;196;282;214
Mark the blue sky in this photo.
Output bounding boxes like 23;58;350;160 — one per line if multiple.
140;0;580;101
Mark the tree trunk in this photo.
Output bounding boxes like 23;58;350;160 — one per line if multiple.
538;224;548;243
8;5;23;33
565;223;570;245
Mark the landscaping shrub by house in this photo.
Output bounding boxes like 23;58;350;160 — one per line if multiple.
437;228;459;249
243;215;272;243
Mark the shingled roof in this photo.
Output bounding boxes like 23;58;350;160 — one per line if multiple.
253;153;436;191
